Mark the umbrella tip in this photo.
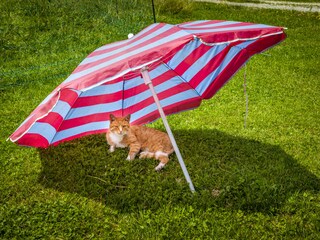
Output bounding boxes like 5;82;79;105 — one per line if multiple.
128;33;134;39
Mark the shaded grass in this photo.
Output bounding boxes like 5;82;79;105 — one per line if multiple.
1;0;320;239
37;131;320;214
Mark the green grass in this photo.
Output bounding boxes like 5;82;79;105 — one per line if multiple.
1;0;320;239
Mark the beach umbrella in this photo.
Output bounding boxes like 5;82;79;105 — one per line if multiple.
9;20;286;191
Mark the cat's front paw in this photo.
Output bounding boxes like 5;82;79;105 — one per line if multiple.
109;146;115;153
126;155;134;161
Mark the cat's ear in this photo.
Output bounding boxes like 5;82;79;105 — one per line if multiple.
124;114;131;122
110;114;116;122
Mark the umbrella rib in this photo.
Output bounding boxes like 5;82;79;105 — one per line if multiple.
162;61;203;99
196;31;285;46
121;78;125;117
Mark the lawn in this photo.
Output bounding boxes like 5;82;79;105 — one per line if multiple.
1;0;319;239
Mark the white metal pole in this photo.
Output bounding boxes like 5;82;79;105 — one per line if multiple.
141;67;195;192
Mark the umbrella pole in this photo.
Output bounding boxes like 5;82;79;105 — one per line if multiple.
141;68;196;193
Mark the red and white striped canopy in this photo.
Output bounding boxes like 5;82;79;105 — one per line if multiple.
10;20;286;148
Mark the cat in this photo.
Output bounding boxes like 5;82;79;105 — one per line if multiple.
106;114;174;171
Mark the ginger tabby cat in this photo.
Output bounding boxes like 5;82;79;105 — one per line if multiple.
106;114;173;171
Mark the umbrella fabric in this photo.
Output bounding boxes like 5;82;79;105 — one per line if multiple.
10;20;286;148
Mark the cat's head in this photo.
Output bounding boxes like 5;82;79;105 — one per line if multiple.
109;114;130;136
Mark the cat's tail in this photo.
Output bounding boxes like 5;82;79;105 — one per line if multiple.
139;148;174;171
139;147;174;159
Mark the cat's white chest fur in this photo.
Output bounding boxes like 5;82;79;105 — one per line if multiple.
109;132;126;148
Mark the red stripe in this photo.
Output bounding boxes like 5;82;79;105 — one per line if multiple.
173;44;212;76
89;39;127;57
124;69;176;98
124;83;194;115
60;36;192;91
59;64;126;90
53;97;202;147
60;31;193;90
73;26;183;74
10;89;78;141
197;27;283;44
72;69;176;108
42;97;201;147
202;32;286;99
17;133;49;148
88;24;166;58
182;22;254;30
73;91;123;108
59;82;194;131
10;91;60;141
59;109;122;131
131;97;202;125
101;76;123;85
58;72;184;130
179;20;225;28
245;31;286;54
59;89;79;105
37;112;64;130
188;41;245;90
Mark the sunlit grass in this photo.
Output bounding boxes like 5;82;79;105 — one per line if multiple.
1;0;319;239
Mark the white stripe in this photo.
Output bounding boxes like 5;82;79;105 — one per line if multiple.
63;31;190;85
124;64;170;90
181;21;241;29
92;24;159;53
52;100;72;117
167;39;202;70
181;42;227;84
82;62;171;96
10;91;61;142
178;20;210;28
80;81;124;97
53;90;198;142
17;89;59;131
10;89;81;143
81;24;173;65
80;57;163;92
130;89;198;123
28;122;57;143
123;75;184;109
67;74;184;120
198;31;284;46
65;100;123;119
185;24;273;34
52;121;110;143
195;40;256;95
92;40;127;53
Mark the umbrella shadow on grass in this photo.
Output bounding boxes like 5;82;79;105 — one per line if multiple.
38;130;320;214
